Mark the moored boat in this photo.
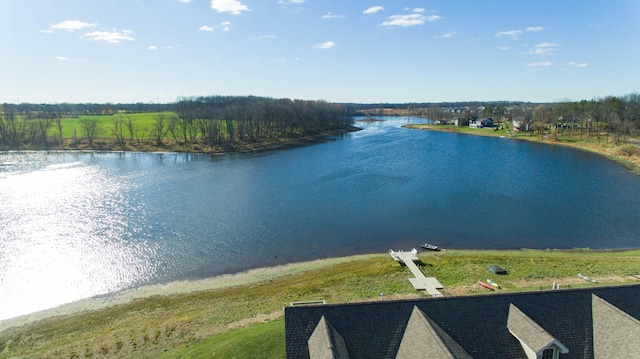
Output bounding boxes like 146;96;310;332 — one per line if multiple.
420;243;440;251
478;280;495;291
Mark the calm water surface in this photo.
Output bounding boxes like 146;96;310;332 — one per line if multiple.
1;116;640;320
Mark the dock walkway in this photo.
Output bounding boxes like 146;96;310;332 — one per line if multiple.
390;249;443;297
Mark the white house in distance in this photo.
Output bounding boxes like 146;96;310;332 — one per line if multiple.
512;116;531;132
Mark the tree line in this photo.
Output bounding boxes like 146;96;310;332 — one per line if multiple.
171;96;352;148
422;93;640;144
0;96;354;151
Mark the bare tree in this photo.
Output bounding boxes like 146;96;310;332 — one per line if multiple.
34;118;54;149
126;116;137;144
109;115;127;150
151;113;170;146
55;116;64;148
80;118;99;147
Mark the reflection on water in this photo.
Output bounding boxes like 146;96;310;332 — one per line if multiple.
1;117;640;320
0;156;156;320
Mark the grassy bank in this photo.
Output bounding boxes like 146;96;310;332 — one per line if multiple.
11;112;360;154
404;124;640;175
0;249;639;358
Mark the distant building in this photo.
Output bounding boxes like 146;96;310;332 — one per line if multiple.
435;118;460;126
285;284;640;359
469;118;495;128
512;116;531;132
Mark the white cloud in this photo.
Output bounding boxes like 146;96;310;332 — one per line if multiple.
496;29;522;38
413;8;425;13
178;0;192;3
363;6;384;14
498;46;511;51
381;13;441;27
51;20;96;32
525;61;553;67
257;35;277;40
526;26;544;32
83;29;135;43
441;31;456;39
567;62;589;68
56;56;68;61
323;12;345;19
313;41;336;49
148;45;158;50
277;57;300;64
200;22;231;32
210;0;249;15
531;42;557;55
278;0;305;4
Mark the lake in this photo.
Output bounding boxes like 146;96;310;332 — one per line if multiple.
1;116;639;320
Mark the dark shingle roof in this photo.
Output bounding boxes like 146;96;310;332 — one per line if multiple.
285;284;640;359
507;304;568;355
396;306;472;359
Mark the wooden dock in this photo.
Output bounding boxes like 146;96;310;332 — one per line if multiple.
390;249;443;297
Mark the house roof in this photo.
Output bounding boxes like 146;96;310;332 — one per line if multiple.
592;294;640;358
308;316;350;359
507;304;569;355
285;284;640;359
396;306;472;359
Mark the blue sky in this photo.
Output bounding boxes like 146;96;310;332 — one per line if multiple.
2;0;639;104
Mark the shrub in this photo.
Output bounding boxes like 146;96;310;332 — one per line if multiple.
618;144;640;156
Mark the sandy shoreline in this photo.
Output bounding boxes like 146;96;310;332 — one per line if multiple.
0;254;377;333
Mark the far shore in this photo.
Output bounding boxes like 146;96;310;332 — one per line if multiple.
403;123;640;175
1;126;362;155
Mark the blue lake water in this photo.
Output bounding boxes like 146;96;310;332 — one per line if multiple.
1;116;640;320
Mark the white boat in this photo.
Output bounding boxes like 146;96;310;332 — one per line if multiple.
420;243;440;251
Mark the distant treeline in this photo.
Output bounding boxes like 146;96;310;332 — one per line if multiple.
1;94;638;151
0;96;354;151
172;96;353;147
419;93;640;145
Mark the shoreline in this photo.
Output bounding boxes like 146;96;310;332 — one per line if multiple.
1;248;639;357
0;254;377;333
0;126;363;155
3;248;638;333
403;124;640;175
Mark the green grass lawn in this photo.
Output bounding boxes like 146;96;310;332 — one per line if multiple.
163;320;285;359
0;249;638;358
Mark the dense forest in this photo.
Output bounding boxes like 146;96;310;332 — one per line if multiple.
0;96;354;151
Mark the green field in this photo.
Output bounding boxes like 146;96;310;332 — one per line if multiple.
0;249;638;358
54;112;175;138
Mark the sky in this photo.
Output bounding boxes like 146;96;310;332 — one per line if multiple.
1;0;639;104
